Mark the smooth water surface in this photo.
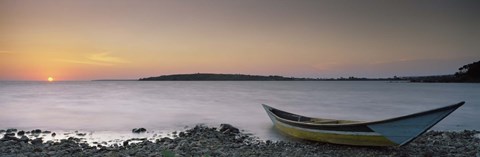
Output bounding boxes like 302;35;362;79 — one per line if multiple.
1;81;479;140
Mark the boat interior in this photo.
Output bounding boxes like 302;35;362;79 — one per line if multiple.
270;107;361;124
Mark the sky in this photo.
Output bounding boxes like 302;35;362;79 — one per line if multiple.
1;0;479;81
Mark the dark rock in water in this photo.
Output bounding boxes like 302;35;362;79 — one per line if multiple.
19;136;29;143
2;133;18;141
132;128;147;133
31;138;43;145
6;128;17;133
17;130;26;136
0;129;5;133
76;133;86;136
123;140;129;146
32;129;42;134
220;124;240;134
17;130;25;136
43;130;52;134
4;132;15;137
67;137;81;142
51;132;56;137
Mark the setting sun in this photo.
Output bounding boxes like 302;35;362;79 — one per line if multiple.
47;77;54;82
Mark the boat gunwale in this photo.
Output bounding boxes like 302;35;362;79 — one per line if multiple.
263;101;464;127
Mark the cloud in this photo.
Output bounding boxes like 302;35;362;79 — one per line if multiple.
0;51;13;55
56;59;114;66
88;52;129;63
57;52;129;66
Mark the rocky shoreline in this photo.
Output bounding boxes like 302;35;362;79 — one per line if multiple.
1;124;480;157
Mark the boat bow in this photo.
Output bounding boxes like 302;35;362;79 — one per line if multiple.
367;101;464;146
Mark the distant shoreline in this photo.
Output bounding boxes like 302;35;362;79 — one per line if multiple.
137;73;407;81
135;60;480;83
92;79;137;81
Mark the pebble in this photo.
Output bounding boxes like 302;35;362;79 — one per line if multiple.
19;136;29;143
31;138;43;145
220;124;240;134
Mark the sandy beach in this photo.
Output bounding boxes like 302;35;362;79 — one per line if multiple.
1;124;479;157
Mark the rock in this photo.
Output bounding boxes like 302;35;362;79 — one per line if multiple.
123;140;129;146
105;151;119;156
76;133;86;136
132;128;147;133
31;138;43;145
179;132;186;137
17;130;25;136
442;132;450;139
160;137;172;143
220;124;240;134
6;128;17;133
42;130;52;134
51;132;56;137
45;140;54;146
79;143;90;149
31;129;42;134
0;129;5;133
67;137;81;142
2;133;18;141
33;147;43;152
19;136;29;143
4;132;15;137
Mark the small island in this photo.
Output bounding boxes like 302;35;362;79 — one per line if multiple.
139;73;315;81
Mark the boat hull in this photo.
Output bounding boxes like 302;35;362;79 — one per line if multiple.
274;119;397;146
263;102;464;146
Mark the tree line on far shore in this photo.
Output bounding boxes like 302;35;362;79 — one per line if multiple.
139;73;302;81
410;60;480;83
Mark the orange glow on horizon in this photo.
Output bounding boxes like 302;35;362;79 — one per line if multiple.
47;77;54;82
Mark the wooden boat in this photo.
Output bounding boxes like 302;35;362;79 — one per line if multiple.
262;101;464;146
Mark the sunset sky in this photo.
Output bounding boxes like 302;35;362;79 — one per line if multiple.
1;0;479;81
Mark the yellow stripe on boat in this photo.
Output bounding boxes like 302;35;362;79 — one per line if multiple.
274;119;397;146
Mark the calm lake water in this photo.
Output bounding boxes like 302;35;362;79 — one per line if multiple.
0;81;479;141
